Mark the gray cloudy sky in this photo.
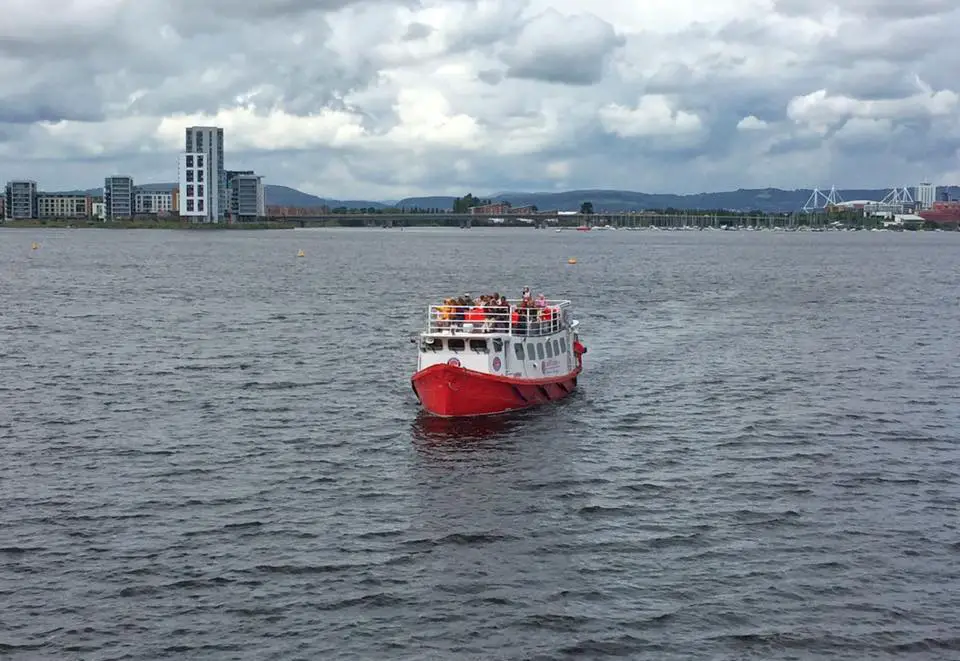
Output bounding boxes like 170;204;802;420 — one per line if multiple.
1;0;958;199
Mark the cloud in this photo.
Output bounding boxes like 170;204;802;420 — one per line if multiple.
1;0;959;200
737;116;768;131
786;87;959;134
598;96;704;150
402;22;434;41
500;9;624;85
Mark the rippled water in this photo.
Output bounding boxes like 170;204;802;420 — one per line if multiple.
2;227;959;660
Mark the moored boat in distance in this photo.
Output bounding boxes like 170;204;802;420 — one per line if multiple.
411;297;587;417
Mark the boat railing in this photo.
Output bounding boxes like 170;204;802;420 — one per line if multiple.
425;299;571;337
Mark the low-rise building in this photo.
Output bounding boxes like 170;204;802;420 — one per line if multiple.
266;205;328;216
91;201;106;221
38;194;90;218
469;202;511;215
135;189;174;215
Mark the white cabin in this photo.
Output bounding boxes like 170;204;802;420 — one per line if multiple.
416;299;581;379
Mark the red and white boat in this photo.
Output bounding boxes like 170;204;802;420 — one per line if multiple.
411;298;587;417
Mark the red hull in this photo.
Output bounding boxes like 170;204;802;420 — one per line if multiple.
411;364;582;417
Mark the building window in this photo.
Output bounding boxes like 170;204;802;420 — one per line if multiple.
197;169;204;182
197;185;204;197
187;199;194;211
186;185;194;196
186;170;194;182
197;155;204;167
186;155;194;167
198;199;204;212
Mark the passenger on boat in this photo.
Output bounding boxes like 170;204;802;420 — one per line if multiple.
515;300;538;336
434;298;455;328
490;295;509;331
437;290;561;335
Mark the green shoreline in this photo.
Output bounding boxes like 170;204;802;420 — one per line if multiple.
1;219;296;230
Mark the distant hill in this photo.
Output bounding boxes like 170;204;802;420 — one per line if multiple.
42;183;960;213
395;186;960;213
263;185;387;210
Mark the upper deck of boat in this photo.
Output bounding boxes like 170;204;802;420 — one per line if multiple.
423;298;574;338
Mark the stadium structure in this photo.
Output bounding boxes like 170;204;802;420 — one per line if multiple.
801;185;917;217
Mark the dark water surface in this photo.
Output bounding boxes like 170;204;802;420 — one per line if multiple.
2;227;959;660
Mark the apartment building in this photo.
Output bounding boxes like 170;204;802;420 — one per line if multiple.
104;176;134;219
226;170;265;220
178;152;207;218
5;180;38;219
37;194;90;218
135;189;174;214
916;182;936;209
180;126;225;221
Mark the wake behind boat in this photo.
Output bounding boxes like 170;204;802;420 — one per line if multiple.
411;291;587;417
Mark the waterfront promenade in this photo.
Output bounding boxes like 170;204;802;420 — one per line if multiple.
1;210;914;230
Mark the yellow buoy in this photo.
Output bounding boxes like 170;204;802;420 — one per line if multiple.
31;242;40;250
296;249;305;257
567;257;577;264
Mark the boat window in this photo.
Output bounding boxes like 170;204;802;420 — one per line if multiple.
447;338;465;352
545;341;554;358
515;343;524;360
421;337;439;352
492;338;503;352
469;339;488;353
553;339;561;356
559;337;567;353
527;343;535;358
536;343;545;360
